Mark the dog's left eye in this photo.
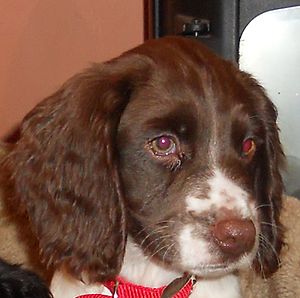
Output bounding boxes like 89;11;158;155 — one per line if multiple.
242;138;256;158
150;135;177;156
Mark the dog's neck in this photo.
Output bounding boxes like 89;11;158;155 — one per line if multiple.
119;237;182;288
119;238;241;298
50;238;242;298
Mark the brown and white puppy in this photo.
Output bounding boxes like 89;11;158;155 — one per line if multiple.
3;37;284;297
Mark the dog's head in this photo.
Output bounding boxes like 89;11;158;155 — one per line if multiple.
3;37;284;282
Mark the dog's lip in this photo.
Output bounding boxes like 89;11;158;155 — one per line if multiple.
197;263;228;271
186;263;232;277
186;255;254;277
204;263;228;269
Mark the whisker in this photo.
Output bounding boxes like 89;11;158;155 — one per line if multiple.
259;234;281;267
162;243;175;264
139;219;177;248
140;225;169;248
136;219;176;238
255;204;272;211
260;221;284;232
150;240;174;260
135;219;175;237
257;250;266;280
143;233;173;253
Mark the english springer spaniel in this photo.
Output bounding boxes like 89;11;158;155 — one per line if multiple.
1;37;284;298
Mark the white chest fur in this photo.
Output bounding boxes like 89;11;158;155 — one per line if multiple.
190;274;241;298
50;239;241;298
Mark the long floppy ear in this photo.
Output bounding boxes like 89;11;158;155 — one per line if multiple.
251;83;285;277
3;54;150;282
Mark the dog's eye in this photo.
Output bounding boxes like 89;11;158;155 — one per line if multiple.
150;136;177;156
242;138;256;158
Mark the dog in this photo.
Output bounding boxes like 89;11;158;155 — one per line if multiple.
1;36;285;297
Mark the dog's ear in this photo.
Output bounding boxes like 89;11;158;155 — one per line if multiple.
2;54;150;282
251;82;285;278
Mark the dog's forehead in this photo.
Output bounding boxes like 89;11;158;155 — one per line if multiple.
128;36;218;67
119;37;260;139
133;39;215;88
127;37;252;109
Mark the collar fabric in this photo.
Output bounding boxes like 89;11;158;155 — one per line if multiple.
76;276;194;298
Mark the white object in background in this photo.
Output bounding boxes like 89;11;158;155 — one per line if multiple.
239;6;300;197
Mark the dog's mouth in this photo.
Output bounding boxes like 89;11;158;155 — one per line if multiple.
178;247;258;279
177;221;259;277
183;258;250;277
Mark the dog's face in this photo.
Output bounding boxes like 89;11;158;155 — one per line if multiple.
3;37;284;282
117;41;281;277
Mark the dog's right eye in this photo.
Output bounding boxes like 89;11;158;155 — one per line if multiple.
150;135;177;156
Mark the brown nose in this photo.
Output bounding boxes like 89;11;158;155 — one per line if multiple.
212;219;256;258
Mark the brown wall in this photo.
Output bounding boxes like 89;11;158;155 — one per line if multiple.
0;1;144;139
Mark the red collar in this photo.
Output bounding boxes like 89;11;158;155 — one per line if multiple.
76;275;195;298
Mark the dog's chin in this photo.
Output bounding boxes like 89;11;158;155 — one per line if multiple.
179;254;255;278
183;263;240;278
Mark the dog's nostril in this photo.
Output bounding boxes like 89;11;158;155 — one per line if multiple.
212;219;256;257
